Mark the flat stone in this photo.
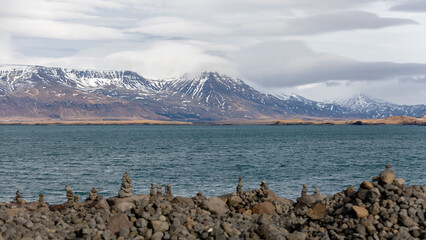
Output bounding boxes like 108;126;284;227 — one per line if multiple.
171;196;194;206
5;208;25;217
115;202;135;213
352;206;369;219
107;194;148;210
276;197;294;206
201;196;229;216
296;195;316;206
306;203;326;220
107;213;133;234
251;202;277;215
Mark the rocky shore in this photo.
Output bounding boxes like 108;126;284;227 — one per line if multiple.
1;165;425;240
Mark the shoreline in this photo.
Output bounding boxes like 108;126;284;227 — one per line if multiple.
0;116;424;126
0;120;192;126
1;165;425;239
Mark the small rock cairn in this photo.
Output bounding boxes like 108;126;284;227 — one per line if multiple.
38;193;47;207
88;187;98;201
156;184;162;198
65;185;74;206
149;183;156;202
118;170;132;198
14;189;26;204
0;164;424;239
236;176;243;196
164;184;173;201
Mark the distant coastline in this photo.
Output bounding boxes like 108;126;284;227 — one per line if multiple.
0;119;192;126
0;116;424;126
271;116;426;126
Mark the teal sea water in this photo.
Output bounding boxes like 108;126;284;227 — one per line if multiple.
0;125;425;204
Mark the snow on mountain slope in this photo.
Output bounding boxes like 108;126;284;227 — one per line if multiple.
159;72;268;107
1;65;424;120
337;94;425;118
0;65;154;94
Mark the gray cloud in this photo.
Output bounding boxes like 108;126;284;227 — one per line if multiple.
399;75;426;84
390;0;426;12
237;41;426;87
241;11;416;36
0;0;425;104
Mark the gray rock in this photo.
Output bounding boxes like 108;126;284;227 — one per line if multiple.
355;224;367;236
151;231;164;240
366;188;381;202
0;211;10;221
286;231;306;240
82;228;92;235
401;216;416;227
200;197;229;216
395;227;414;240
119;228;130;237
357;188;368;201
106;213;133;234
150;220;169;232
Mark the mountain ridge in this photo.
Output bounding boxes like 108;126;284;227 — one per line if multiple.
0;65;424;121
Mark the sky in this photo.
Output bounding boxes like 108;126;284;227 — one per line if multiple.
0;0;426;104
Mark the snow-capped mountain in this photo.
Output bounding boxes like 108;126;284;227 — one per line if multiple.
0;65;153;94
0;65;424;121
337;94;425;118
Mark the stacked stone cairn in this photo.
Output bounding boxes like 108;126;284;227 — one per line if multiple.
13;190;25;205
237;176;243;196
192;191;207;205
38;193;47;207
164;184;173;202
149;183;156;202
88;187;98;201
0;164;425;239
65;185;74;206
156;184;163;198
118;170;132;198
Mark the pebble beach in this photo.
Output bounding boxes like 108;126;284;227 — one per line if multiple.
1;165;425;240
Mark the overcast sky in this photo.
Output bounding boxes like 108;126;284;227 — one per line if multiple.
1;0;425;104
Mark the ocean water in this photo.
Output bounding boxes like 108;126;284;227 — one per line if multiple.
0;125;425;204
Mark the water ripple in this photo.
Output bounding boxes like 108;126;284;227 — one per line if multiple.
0;125;425;204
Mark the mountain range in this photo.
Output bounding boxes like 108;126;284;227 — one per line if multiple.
0;65;424;122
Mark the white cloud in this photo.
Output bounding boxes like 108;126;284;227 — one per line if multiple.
128;17;231;38
240;11;416;36
0;18;126;40
102;42;236;79
46;41;237;79
278;79;426;105
0;31;14;63
237;40;426;87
